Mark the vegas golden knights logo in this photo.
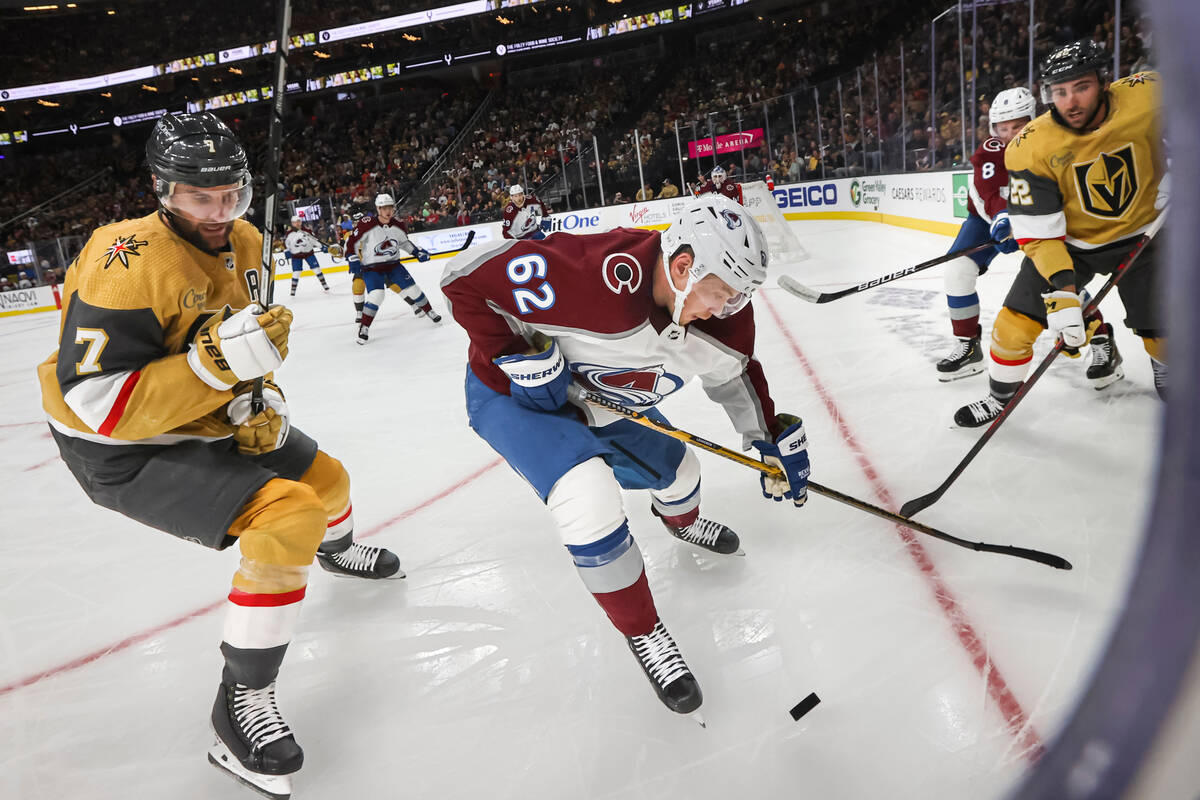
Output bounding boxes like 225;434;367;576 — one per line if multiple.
1073;144;1139;218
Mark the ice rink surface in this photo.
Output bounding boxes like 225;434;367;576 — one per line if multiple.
0;219;1160;799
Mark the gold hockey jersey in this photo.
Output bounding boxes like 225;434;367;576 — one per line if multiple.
38;212;267;443
1005;71;1164;282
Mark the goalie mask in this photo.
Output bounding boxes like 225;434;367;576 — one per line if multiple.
659;194;769;324
147;112;251;224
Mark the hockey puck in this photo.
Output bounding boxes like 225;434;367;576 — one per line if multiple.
789;692;821;721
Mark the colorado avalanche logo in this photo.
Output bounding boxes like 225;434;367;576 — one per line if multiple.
601;252;643;295
720;209;743;230
573;363;685;406
374;237;400;258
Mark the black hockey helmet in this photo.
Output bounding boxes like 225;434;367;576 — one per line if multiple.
146;111;248;186
147;112;252;222
1039;40;1109;101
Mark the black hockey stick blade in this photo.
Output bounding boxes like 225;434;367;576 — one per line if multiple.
401;229;476;262
811;480;1071;569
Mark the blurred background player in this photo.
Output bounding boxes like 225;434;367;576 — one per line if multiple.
500;184;552;240
956;40;1167;426
694;165;744;205
344;193;438;344
440;194;811;722
35;112;402;799
283;214;330;296
936;87;1035;380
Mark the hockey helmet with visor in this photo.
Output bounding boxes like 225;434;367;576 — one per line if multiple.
147;112;251;224
659;194;769;324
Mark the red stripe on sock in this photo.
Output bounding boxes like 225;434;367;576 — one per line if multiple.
328;504;353;528
990;352;1033;367
228;586;307;607
97;370;141;437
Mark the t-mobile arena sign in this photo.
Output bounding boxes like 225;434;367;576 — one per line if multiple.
687;128;764;159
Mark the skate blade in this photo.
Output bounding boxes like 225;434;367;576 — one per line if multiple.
937;364;985;382
1090;365;1125;390
208;741;294;800
689;710;707;728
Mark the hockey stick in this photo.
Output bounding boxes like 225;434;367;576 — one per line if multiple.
251;0;291;414
571;386;1071;570
900;213;1166;519
777;240;1000;303
398;229;476;262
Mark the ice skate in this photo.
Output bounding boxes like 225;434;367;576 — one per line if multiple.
626;618;703;721
659;514;743;556
937;336;984;381
1086;323;1124;389
355;325;369;345
208;681;302;800
316;534;404;579
953;393;1008;428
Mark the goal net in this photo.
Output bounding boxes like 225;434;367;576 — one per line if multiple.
741;181;809;266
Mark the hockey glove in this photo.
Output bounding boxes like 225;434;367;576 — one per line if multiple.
413;247;431;262
348;255;362;276
187;304;292;391
494;336;569;412
989;214;1019;254
228;381;289;455
1042;290;1086;349
540;219;552;232
751;413;810;508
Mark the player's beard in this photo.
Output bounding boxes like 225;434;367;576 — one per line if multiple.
161;210;234;253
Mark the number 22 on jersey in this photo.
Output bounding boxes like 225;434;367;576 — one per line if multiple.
506;254;555;314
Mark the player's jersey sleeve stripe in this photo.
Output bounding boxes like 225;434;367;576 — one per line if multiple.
63;369;139;434
97;370;142;436
1012;211;1067;242
967;175;995;226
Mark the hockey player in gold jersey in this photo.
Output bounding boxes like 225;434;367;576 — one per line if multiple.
955;40;1168;426
37;112;402;798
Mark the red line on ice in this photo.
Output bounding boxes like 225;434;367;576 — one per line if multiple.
0;458;503;699
760;292;1045;760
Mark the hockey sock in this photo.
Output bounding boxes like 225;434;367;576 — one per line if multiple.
290;274;299;296
314;268;328;289
649;448;702;524
566;522;658;637
944;257;981;338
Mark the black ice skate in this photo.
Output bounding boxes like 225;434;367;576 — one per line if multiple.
953;393;1009;428
355;324;369;345
208;681;302;800
1086;323;1124;389
659;514;743;556
626;618;704;722
937;336;985;381
316;534;404;579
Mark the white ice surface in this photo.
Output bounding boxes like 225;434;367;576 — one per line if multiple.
0;219;1159;799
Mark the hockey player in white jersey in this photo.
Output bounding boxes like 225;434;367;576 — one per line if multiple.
441;194;811;721
283;215;330;296
344;194;439;344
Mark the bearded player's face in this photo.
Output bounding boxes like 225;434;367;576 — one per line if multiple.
1049;74;1105;130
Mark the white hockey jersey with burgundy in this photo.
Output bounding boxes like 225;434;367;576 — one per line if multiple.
344;215;417;268
284;228;322;256
440;228;780;445
501;196;551;240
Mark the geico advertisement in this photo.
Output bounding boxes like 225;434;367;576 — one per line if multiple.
771;172;969;224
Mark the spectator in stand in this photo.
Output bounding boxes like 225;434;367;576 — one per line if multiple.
0;276;13;292
635;182;655;202
658;178;680;199
611;191;627;205
456;207;472;227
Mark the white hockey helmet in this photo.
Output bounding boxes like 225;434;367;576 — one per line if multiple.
989;87;1037;136
508;184;525;196
290;214;302;224
659;193;769;324
374;193;396;208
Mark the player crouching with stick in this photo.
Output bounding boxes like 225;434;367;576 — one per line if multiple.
440;195;811;722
